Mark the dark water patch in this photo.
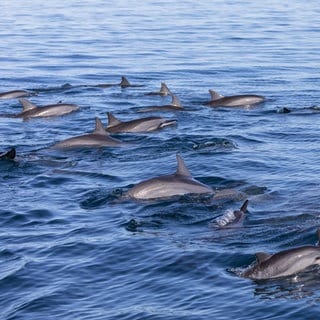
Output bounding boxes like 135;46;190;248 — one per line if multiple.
79;188;124;209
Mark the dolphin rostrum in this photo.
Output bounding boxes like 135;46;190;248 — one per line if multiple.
241;229;320;280
138;94;185;113
0;90;34;100
205;90;265;107
106;112;177;133
146;82;172;96
53;117;124;149
215;200;249;228
127;153;213;200
0;147;16;160
14;98;79;119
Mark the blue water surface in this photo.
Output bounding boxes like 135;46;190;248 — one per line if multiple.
1;1;320;319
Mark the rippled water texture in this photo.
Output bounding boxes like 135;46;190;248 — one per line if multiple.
1;1;320;319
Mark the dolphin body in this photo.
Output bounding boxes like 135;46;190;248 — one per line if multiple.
146;82;172;96
105;112;177;133
127;154;213;200
0;148;16;160
0;90;33;100
53;117;123;149
14;99;79;119
205;90;265;107
241;230;320;280
138;95;185;113
215;200;249;228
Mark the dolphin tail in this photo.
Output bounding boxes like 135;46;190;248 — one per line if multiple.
209;90;224;101
240;199;249;213
19;98;37;112
107;112;121;127
120;76;131;87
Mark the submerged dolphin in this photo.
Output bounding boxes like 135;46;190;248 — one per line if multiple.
205;90;265;107
138;95;185;112
14;99;79;119
0;90;34;100
146;82;172;96
105;112;177;133
241;229;320;280
53;117;123;149
215;200;249;228
127;153;213;200
0;147;16;160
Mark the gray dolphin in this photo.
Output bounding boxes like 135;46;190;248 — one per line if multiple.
0;147;16;160
215;200;249;228
138;94;185;113
14;98;79;119
241;229;320;280
146;82;172;96
127;153;213;200
119;76;144;88
205;90;265;107
106;112;177;133
53;117;123;149
0;90;33;100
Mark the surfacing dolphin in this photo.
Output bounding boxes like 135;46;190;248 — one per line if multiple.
105;112;177;133
14;98;79;119
137;94;185;113
119;76;144;88
0;147;16;160
53;117;124;149
127;153;213;200
241;229;320;280
205;90;265;107
214;200;249;228
0;90;34;100
146;82;172;96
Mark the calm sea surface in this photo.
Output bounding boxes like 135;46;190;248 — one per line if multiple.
1;1;320;319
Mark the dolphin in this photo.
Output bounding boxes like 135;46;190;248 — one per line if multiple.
241;229;320;280
0;147;16;160
146;82;172;96
215;200;249;228
0;90;34;100
105;112;177;133
127;153;213;200
119;76;144;88
53;117;124;149
13;98;79;119
137;94;185;112
205;90;265;107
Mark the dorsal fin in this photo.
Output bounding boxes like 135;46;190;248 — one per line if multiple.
175;154;192;177
240;199;249;213
19;98;37;112
93;117;108;135
107;112;122;127
160;82;171;95
255;252;272;264
209;90;224;101
120;76;131;87
171;95;183;108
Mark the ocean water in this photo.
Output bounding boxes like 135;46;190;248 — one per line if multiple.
1;0;320;319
